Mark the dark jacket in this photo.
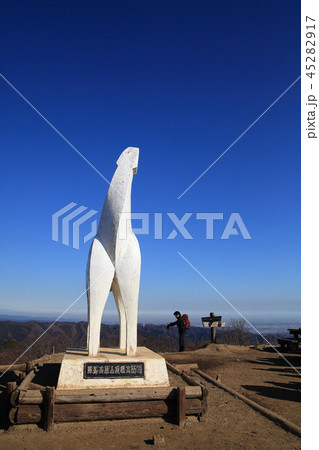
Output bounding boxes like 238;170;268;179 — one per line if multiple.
168;316;185;332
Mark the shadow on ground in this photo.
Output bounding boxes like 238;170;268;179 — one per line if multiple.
248;355;301;373
242;381;301;402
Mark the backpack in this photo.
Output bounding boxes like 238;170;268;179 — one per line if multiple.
182;314;190;329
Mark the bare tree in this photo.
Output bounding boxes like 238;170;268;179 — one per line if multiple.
223;318;251;345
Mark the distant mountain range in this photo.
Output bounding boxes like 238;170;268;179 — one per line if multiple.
0;310;86;323
0;319;297;366
0;310;301;332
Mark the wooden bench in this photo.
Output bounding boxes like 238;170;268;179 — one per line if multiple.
287;328;301;340
277;338;300;352
277;327;301;352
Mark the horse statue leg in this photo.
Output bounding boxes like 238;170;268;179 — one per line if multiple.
115;234;141;356
112;279;127;349
87;237;115;356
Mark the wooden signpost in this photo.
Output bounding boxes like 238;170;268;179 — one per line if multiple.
201;312;226;343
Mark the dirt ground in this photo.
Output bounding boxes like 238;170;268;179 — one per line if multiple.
0;344;301;449
163;343;301;427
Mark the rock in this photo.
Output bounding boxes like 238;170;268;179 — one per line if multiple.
153;434;165;446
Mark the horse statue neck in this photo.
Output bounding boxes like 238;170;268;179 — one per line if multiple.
97;148;138;264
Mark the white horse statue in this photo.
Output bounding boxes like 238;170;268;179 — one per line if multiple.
86;147;141;356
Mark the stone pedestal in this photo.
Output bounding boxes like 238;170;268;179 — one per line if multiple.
57;347;170;389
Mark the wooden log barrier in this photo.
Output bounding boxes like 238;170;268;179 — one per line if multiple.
175;364;199;372
7;381;19;407
7;382;17;415
181;371;203;388
166;361;181;375
17;366;37;393
7;382;17;400
10;399;202;425
9;407;19;425
18;372;25;381
7;382;17;395
26;361;33;374
8;363;205;427
8;364;39;407
166;361;208;417
18;386;202;405
10;405;41;424
166;361;204;387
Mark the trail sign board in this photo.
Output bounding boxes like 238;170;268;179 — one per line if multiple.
201;316;222;325
201;312;226;343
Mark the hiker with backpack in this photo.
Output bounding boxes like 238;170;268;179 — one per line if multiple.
167;311;190;352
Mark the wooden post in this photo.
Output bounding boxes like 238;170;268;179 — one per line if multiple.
177;387;186;427
19;372;25;381
26;361;32;374
7;382;16;397
7;382;17;409
7;381;20;407
43;386;55;431
210;312;216;343
200;386;209;417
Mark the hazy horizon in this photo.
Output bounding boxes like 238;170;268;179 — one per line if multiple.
0;308;301;329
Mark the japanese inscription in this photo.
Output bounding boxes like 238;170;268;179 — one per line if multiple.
83;362;144;379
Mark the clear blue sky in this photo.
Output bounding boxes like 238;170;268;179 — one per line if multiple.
0;1;300;326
